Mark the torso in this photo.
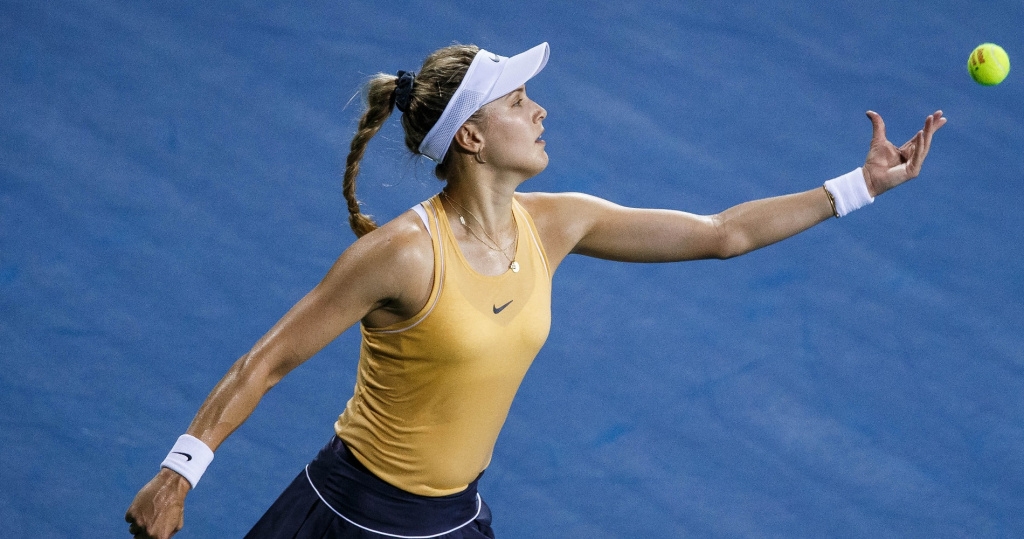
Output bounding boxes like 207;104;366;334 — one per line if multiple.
335;195;553;495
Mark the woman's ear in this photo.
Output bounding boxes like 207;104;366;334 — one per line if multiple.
452;121;485;155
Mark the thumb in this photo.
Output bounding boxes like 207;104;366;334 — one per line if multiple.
866;110;886;143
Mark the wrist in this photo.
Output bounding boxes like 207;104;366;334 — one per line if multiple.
823;168;874;217
157;467;194;493
860;167;880;197
160;434;214;489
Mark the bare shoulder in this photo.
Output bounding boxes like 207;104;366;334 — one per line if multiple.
339;209;434;327
515;191;609;226
353;209;433;270
514;191;613;269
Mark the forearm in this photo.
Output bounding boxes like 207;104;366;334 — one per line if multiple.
713;186;835;258
163;240;393;461
182;351;281;450
124;355;273;537
180;278;363;450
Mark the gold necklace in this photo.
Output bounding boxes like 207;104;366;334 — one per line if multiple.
441;190;520;273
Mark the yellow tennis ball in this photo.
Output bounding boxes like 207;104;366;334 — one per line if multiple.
968;43;1010;86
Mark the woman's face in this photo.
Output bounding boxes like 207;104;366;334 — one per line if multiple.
474;85;548;178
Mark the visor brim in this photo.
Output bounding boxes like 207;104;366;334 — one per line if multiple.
484;42;550;105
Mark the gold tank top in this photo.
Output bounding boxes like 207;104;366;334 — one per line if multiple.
334;194;552;496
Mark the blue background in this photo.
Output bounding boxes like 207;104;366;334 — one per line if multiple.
2;1;1023;537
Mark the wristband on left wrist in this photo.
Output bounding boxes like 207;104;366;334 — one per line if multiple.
823;167;873;217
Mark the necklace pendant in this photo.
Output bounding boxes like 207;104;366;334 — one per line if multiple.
510;261;520;273
459;215;466;226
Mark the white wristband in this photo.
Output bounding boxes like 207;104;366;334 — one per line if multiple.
160;434;214;488
823;167;874;217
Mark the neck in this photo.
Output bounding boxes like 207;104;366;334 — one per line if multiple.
441;171;520;238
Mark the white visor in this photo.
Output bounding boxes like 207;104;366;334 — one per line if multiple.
418;42;550;163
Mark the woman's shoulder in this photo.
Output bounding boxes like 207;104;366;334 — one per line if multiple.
513;191;612;269
333;208;434;327
349;208;434;272
515;191;612;226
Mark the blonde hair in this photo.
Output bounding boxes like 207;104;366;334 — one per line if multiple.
342;44;480;237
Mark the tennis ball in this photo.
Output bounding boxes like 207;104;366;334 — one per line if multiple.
968;43;1010;86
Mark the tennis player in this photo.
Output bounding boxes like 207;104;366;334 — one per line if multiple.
126;42;945;538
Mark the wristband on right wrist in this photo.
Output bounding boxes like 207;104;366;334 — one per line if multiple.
823;167;873;217
160;434;214;489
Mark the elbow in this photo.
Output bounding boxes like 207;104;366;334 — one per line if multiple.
709;214;751;260
715;249;741;261
715;246;745;260
717;238;752;260
230;350;288;394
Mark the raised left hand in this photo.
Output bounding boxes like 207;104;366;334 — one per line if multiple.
862;110;946;197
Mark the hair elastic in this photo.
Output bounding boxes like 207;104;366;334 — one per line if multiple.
393;70;415;113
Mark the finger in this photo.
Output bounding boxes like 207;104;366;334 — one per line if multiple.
900;113;936;156
924;112;946;139
925;112;937;134
866;110;887;143
917;114;938;151
899;139;916;164
899;137;915;153
901;111;944;178
918;117;934;158
922;111;945;139
908;130;928;173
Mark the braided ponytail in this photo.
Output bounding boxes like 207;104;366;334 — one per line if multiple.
342;73;397;237
342;44;479;237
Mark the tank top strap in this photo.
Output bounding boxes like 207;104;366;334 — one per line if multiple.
511;196;551;280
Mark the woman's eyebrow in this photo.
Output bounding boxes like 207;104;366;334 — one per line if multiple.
504;87;526;101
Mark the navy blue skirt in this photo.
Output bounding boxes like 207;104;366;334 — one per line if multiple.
244;437;495;539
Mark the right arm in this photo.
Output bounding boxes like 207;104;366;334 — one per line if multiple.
126;211;434;539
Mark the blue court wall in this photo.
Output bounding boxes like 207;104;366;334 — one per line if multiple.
2;1;1023;537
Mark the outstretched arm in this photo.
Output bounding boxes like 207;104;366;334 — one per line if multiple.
523;110;946;267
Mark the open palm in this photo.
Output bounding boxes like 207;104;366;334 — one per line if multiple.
863;110;946;197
